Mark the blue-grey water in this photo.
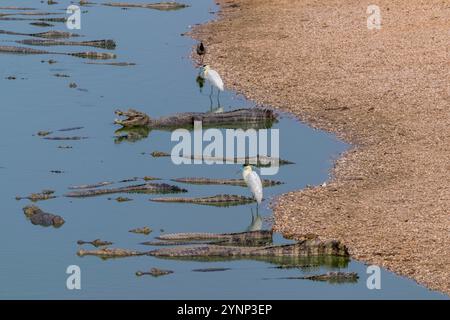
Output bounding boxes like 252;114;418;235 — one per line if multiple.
0;0;446;299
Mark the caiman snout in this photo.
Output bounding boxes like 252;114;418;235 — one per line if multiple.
114;109;151;127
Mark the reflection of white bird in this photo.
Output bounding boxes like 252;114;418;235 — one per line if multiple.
246;209;263;231
242;165;263;204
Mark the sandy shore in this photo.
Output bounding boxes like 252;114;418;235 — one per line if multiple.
192;0;449;295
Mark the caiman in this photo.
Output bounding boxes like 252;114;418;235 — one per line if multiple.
77;248;146;258
23;205;65;227
75;239;349;259
156;230;273;246
150;194;255;207
0;30;80;38
16;39;117;49
103;2;189;10
129;226;152;235
114;108;277;130
281;272;359;283
77;239;113;247
65;183;187;198
171;177;283;187
136;268;174;277
148;239;349;258
181;155;294;167
0;46;116;59
16;189;56;202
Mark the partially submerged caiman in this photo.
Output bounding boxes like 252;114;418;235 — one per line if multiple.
65;182;186;198
77;239;349;260
150;194;256;207
114;108;277;130
23;205;64;227
153;230;273;246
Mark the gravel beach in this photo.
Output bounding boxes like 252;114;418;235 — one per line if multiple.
192;0;450;295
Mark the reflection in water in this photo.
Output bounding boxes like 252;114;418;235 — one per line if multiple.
157;254;350;270
114;126;150;143
246;208;263;232
196;74;205;92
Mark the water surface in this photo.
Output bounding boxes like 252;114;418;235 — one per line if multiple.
0;0;446;299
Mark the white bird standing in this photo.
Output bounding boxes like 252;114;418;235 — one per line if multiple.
201;65;224;106
242;165;263;205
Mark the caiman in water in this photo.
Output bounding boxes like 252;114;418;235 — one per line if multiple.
279;271;359;283
171;177;283;187
16;189;56;202
23;205;65;227
76;239;349;260
103;2;189;11
65;183;187;198
148;239;349;258
16;39;117;49
114;108;277;130
77;239;113;247
0;29;80;38
150;194;255;207
0;46;116;59
135;268;174;277
155;230;273;246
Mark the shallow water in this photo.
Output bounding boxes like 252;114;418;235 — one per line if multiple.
0;0;446;299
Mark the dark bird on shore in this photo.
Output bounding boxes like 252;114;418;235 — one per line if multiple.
196;41;206;63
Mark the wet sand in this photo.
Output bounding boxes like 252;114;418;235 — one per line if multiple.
192;0;450;295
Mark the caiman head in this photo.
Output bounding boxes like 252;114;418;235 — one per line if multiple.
114;109;151;127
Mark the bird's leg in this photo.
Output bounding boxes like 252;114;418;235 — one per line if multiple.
209;94;213;111
217;90;221;107
209;85;214;110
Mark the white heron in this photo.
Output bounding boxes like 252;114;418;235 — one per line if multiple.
242;165;263;205
200;65;224;106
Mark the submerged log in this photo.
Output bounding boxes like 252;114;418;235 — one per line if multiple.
114;108;277;130
157;230;273;246
171;177;283;187
148;239;349;258
23;205;65;227
150;194;255;207
103;2;189;10
77;248;146;258
65;183;187;198
16;39;117;49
